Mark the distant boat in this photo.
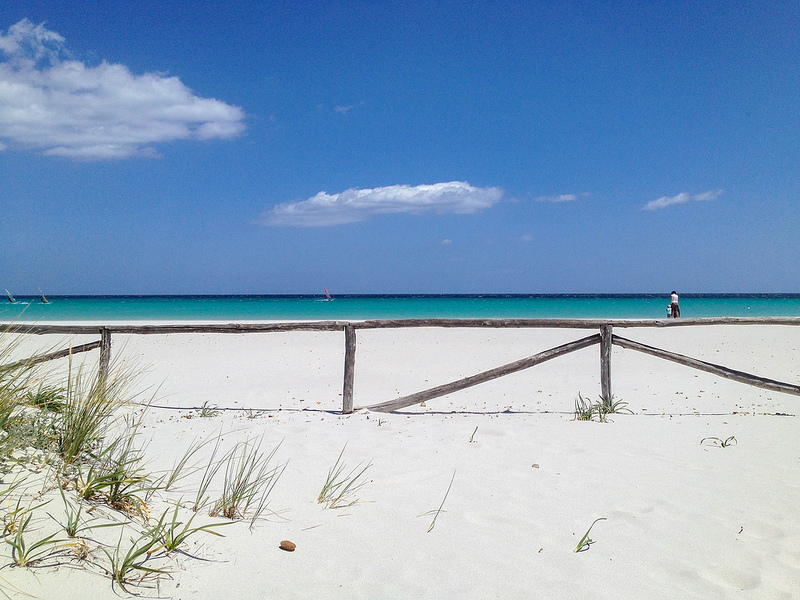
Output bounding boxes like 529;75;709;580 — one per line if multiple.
38;288;50;304
324;287;333;301
5;289;19;304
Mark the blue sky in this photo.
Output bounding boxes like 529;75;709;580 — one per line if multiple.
1;0;798;294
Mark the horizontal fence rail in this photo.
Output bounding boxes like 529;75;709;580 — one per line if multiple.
3;316;800;336
2;317;799;413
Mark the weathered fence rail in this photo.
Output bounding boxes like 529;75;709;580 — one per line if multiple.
5;316;800;336
612;334;800;398
361;334;601;413
3;317;800;413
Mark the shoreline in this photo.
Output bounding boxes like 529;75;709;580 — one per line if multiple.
4;294;800;324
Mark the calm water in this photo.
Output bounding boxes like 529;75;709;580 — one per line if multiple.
2;294;800;321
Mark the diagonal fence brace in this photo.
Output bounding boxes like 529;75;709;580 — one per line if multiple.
359;333;601;413
612;334;800;397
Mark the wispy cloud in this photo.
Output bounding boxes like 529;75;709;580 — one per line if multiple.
260;181;504;227
643;189;723;211
0;19;245;160
534;193;579;203
333;104;354;114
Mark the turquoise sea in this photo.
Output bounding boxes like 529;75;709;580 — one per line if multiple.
2;294;800;321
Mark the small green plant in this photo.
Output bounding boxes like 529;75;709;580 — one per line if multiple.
153;505;229;554
53;485;87;538
574;393;595;421
701;436;737;448
51;485;122;538
5;506;69;567
575;393;632;422
574;517;606;552
0;480;26;536
74;425;152;519
597;394;633;417
317;446;372;509
2;497;31;539
424;470;455;533
197;401;221;418
101;530;168;593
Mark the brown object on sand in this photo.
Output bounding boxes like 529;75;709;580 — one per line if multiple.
280;540;296;552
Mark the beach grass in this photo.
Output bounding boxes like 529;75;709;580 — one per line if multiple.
101;529;169;594
153;504;229;554
54;484;123;539
190;433;226;513
209;436;285;522
56;354;138;464
0;337;240;594
160;433;219;492
23;383;65;413
597;394;633;417
318;446;372;509
574;393;595;421
425;470;456;533
0;331;42;456
575;393;632;422
5;507;69;567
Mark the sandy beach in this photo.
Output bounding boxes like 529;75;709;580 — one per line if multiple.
4;323;800;599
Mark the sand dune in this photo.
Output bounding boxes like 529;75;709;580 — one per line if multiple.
5;324;800;599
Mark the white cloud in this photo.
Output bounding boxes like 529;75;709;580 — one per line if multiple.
534;193;578;203
440;238;453;245
644;189;723;210
261;181;504;227
333;105;353;114
0;19;245;160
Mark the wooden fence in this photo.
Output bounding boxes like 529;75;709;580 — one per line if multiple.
3;317;800;413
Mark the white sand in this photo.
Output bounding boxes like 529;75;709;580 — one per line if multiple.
5;324;800;599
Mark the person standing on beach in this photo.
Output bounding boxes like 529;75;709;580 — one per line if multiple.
670;291;680;318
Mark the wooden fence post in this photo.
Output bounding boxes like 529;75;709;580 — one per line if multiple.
99;327;112;382
600;324;612;402
342;325;356;414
